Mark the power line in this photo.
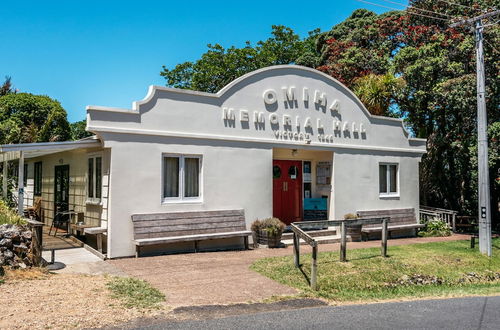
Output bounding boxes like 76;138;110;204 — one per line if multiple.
379;0;454;18
354;0;449;21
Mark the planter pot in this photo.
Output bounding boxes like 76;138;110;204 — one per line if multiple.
257;229;283;248
346;224;362;242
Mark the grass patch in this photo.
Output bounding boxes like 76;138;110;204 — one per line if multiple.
106;276;165;309
251;239;500;303
0;267;50;283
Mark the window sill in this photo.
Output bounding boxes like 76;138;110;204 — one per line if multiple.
86;199;102;206
162;199;203;205
379;194;400;200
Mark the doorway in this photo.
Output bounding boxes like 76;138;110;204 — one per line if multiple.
54;165;70;215
273;160;302;225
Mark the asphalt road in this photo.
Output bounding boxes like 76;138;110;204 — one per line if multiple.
137;296;500;330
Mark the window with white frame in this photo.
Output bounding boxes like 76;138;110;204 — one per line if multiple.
379;163;398;196
87;155;102;202
163;155;201;201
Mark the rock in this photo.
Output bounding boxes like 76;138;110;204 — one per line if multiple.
0;238;13;248
0;265;4;276
3;250;14;260
13;243;28;253
22;231;32;240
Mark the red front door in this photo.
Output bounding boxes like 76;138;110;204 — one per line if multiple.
273;160;302;225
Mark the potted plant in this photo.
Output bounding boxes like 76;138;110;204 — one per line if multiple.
344;213;362;242
251;217;285;248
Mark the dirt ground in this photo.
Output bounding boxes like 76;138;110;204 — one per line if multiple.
0;272;169;330
0;234;472;329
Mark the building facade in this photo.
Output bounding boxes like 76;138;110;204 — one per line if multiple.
1;65;426;258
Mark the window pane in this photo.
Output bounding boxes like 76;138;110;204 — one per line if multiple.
88;158;94;198
379;165;387;193
184;158;199;197
34;162;42;195
164;157;179;198
95;157;102;198
389;165;397;193
23;164;28;186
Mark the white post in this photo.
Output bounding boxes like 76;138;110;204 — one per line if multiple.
2;160;7;200
475;20;492;257
17;151;24;216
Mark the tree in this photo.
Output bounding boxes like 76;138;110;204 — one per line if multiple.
316;1;499;223
70;119;93;140
0;93;71;144
160;25;317;93
0;76;15;96
353;73;405;116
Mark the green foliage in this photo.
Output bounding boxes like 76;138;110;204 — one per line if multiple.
70;119;92;140
161;25;319;93
353;72;405;116
0;200;26;225
251;239;500;302
106;276;165;309
0;93;71;144
418;219;452;237
343;213;358;220
251;217;285;236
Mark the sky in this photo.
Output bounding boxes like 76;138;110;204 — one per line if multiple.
2;1;387;123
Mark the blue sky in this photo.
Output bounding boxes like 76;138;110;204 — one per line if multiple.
2;1;386;122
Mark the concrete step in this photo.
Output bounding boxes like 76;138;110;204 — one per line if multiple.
282;227;337;240
282;234;352;246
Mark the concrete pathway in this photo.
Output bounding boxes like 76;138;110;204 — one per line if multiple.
42;248;126;276
108;234;471;307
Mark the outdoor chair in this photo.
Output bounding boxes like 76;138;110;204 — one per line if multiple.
48;210;71;236
25;198;42;221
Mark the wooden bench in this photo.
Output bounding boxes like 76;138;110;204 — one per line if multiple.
84;227;107;253
131;209;251;257
357;208;424;241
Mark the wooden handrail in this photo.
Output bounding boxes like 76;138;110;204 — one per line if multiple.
291;217;390;290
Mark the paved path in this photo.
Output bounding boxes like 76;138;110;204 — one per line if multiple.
136;295;500;330
108;234;471;307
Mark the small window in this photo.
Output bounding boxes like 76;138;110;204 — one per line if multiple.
163;155;202;202
34;162;42;196
87;156;102;201
379;163;398;196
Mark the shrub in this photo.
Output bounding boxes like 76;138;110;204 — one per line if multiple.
0;200;26;225
344;213;359;219
251;217;285;236
418;219;452;237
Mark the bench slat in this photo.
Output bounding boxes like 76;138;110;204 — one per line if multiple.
132;209;244;221
135;226;248;239
357;208;415;217
132;216;245;229
362;223;425;233
134;230;252;246
134;221;246;234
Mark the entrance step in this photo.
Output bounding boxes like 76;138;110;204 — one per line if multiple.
281;227;337;241
282;234;353;246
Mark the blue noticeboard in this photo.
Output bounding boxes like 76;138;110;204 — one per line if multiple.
304;198;327;211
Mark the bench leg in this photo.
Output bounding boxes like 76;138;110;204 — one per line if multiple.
96;233;103;253
135;246;140;258
244;236;249;250
194;241;198;253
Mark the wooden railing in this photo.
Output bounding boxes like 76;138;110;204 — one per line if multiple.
291;217;390;290
419;206;458;231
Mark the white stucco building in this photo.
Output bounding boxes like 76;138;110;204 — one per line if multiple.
0;65;426;258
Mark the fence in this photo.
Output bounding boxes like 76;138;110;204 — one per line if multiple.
291;217;390;290
419;205;458;231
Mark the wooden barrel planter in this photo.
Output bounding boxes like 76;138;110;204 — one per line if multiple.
257;230;283;248
346;222;362;242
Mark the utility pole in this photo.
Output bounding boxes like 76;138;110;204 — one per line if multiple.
451;10;499;257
